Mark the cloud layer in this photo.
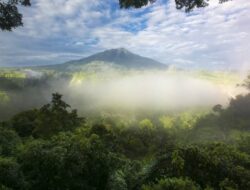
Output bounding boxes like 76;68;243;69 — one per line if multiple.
0;0;249;70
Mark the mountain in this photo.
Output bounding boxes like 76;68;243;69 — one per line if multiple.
40;48;167;71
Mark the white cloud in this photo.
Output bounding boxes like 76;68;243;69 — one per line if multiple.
0;0;249;69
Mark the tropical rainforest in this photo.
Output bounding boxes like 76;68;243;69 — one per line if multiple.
0;67;250;190
0;0;249;189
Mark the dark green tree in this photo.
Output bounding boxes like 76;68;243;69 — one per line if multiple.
0;125;21;156
143;143;250;190
19;133;115;190
10;110;38;137
0;157;24;189
32;93;84;138
120;0;230;12
0;0;31;31
9;93;84;138
242;75;250;90
119;0;156;8
141;177;200;190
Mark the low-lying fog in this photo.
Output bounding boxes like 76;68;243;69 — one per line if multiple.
57;70;247;113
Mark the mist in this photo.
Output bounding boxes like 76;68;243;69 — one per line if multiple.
57;70;247;113
1;68;247;121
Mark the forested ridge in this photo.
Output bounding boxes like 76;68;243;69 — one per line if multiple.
1;77;250;190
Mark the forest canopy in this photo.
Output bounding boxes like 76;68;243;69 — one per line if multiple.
1;75;250;189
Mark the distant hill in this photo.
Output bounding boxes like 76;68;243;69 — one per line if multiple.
39;48;167;71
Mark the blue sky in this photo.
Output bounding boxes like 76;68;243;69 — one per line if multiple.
0;0;249;70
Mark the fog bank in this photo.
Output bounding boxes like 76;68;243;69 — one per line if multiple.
63;71;246;112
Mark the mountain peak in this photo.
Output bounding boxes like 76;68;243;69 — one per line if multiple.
46;48;168;70
101;48;132;56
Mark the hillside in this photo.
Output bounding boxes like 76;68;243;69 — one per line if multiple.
39;48;167;71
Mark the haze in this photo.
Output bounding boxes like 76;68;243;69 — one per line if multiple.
58;70;247;113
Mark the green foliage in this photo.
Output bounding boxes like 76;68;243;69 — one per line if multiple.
0;91;10;104
19;133;114;190
160;112;201;130
219;178;239;190
141;177;200;190
107;170;128;190
144;143;250;190
119;0;156;9
189;92;250;143
175;0;209;12
242;75;250;90
237;135;250;155
119;0;230;12
0;157;24;189
0;79;250;190
228;94;250;121
10;93;84;138
0;0;31;31
0;185;13;190
11;110;38;137
0;125;21;156
171;150;184;175
33;93;83;138
139;119;154;130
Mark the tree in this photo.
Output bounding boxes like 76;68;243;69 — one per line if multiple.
0;157;24;189
0;125;21;156
0;0;31;31
141;177;200;190
10;109;38;137
143;143;250;190
19;133;115;190
120;0;209;11
212;104;223;113
120;0;230;12
242;75;250;90
9;93;84;138
119;0;156;8
32;93;84;138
